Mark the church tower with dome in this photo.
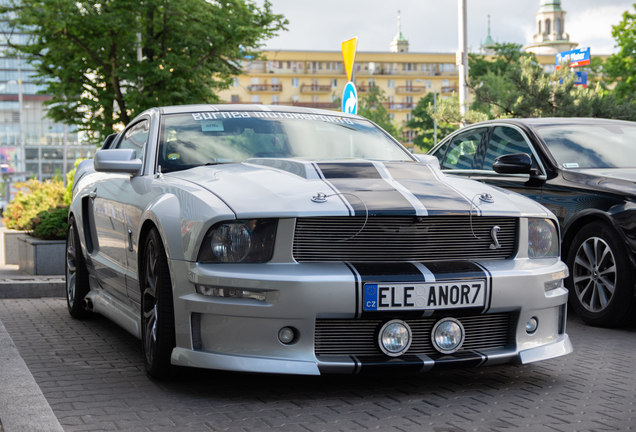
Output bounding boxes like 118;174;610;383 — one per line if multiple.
524;0;578;55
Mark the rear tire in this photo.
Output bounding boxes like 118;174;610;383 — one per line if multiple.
141;228;176;379
66;216;91;319
566;221;636;327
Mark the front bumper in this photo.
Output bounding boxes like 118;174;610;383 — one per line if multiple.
168;257;571;374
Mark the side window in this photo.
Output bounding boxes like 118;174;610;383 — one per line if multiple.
484;126;537;171
432;140;450;165
442;128;486;170
116;120;149;162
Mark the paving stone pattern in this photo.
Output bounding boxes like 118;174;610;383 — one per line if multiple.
0;298;635;432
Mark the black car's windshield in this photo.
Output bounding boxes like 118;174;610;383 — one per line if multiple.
158;111;412;172
536;123;636;169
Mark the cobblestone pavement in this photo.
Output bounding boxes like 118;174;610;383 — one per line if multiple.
0;298;635;432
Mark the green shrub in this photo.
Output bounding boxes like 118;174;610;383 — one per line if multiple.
2;178;66;231
31;206;69;240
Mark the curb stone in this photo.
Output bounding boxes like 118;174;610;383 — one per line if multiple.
0;318;64;432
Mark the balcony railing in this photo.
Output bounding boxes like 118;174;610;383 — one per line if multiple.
247;84;283;93
384;102;416;110
442;86;458;93
300;84;333;94
396;86;426;94
275;101;339;109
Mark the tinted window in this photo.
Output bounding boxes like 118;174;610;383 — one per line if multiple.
537;123;636;168
157;112;413;172
484;126;537;170
432;140;450;165
441;128;486;170
117;120;149;161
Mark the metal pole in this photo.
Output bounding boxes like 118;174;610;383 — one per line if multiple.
433;84;438;145
17;52;25;179
458;0;469;127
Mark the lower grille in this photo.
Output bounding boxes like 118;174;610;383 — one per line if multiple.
315;313;511;357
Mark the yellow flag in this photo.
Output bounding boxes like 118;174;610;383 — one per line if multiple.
341;37;358;82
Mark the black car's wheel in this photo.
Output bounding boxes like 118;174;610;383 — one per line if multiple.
566;221;636;327
66;216;91;318
141;228;176;379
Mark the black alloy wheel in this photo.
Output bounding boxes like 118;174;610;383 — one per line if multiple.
66;216;91;318
141;227;176;379
566;221;636;327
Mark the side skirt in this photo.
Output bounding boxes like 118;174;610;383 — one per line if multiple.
86;275;141;339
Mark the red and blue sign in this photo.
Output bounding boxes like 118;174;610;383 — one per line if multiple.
556;47;591;69
574;71;588;88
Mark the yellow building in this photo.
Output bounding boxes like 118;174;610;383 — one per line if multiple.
217;11;572;148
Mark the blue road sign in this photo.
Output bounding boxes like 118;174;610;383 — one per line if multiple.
342;81;358;115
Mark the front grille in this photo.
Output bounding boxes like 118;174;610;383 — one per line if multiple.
315;313;511;357
293;216;517;262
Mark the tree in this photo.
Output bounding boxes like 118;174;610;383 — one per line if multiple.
356;86;401;138
0;0;287;142
605;6;636;99
406;93;457;152
468;42;535;80
470;56;636;120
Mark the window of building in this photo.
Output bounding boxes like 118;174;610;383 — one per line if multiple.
251;95;260;103
292;95;299;102
291;78;299;87
331;79;338;88
555;18;562;35
442;79;450;87
421;63;437;74
546;19;551;34
311;95;320;102
231;95;240;102
271;95;279;104
271;77;279;85
232;78;239;87
424;80;432;89
389;113;395;121
405;79;413;88
287;61;291;69
251;77;259;85
538;20;542;34
368;78;376;87
406;113;413;121
387;79;395;89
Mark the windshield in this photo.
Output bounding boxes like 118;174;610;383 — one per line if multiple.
536;123;636;169
157;111;412;172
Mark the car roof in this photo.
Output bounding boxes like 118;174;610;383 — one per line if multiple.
156;104;360;119
473;117;636;128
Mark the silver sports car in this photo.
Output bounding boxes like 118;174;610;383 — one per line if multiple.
67;105;572;378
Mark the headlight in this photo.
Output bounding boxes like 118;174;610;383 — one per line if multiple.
197;219;278;263
528;218;558;258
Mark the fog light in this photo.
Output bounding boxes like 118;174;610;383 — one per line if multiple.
278;327;296;344
431;318;465;354
526;317;538;334
196;285;266;301
378;320;412;357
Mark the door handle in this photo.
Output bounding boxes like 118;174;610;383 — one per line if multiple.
89;190;97;199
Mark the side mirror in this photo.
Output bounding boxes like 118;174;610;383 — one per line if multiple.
492;153;533;175
94;149;142;174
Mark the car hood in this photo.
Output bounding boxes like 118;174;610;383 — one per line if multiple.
563;168;636;196
168;158;552;219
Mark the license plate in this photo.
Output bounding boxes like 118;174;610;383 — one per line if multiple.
363;281;486;311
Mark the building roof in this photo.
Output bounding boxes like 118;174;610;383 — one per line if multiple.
539;0;563;13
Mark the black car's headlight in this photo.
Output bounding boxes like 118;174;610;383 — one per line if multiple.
528;218;559;258
197;219;278;263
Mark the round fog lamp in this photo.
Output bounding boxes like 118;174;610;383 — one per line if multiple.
378;320;412;357
278;327;296;344
431;318;465;354
526;317;538;334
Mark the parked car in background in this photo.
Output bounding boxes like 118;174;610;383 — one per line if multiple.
429;118;636;327
67;105;571;379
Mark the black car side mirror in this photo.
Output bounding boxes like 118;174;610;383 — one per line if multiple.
492;153;533;175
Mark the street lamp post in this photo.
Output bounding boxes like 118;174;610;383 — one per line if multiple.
458;0;469;127
17;52;25;179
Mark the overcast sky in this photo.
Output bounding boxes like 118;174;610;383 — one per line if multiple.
258;0;635;55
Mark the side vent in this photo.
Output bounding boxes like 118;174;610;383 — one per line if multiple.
81;196;94;254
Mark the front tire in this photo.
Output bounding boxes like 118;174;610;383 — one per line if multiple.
141;228;176;379
566;221;636;327
66;216;91;319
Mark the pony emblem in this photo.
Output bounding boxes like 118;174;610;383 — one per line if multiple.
490;226;501;250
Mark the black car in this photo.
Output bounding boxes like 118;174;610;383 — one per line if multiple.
428;118;636;327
